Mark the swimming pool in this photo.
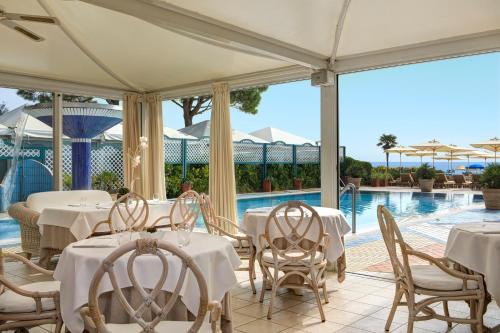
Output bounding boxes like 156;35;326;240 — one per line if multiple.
0;190;485;246
237;191;484;232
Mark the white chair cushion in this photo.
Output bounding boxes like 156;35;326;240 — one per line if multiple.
0;281;60;313
223;234;250;248
27;190;112;212
262;249;324;266
105;320;213;333
411;265;478;291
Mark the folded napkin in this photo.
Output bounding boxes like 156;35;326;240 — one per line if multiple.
455;222;500;234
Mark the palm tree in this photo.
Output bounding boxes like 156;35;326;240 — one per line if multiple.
377;134;398;169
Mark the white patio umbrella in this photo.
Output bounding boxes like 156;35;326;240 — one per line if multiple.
475;152;496;166
471;137;500;163
439;145;475;171
405;151;435;166
435;155;464;172
410;140;451;168
384;146;417;171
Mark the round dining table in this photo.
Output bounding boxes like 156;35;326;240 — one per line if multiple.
243;206;351;281
36;200;173;266
54;231;241;333
445;222;500;332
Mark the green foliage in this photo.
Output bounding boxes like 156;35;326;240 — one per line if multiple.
267;164;293;191
63;174;72;189
235;164;262;193
341;157;372;184
117;187;130;197
230;87;268;115
416;163;436;180
480;164;500;189
186;165;209;193
164;162;320;197
92;171;120;193
174;87;268;126
16;90;119;105
370;170;386;180
165;164;182;198
377;134;398;150
298;164;320;188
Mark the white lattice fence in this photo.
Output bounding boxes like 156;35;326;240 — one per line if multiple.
267;143;293;164
164;139;182;164
234;141;264;164
296;145;320;164
186;139;209;164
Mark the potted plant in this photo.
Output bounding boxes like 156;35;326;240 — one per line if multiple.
293;178;302;190
346;164;364;189
117;187;130;199
416;163;436;192
262;177;272;192
181;178;192;193
370;171;384;187
480;164;500;210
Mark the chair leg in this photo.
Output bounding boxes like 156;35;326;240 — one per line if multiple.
259;267;267;303
385;287;403;331
310;271;325;322
322;281;329;304
55;318;64;333
248;263;256;294
407;315;414;333
443;301;452;328
267;281;277;320
476;298;485;333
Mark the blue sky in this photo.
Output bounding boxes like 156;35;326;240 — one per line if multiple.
1;52;499;162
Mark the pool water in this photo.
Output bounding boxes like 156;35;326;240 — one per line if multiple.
237;191;484;232
0;190;485;245
0;218;21;247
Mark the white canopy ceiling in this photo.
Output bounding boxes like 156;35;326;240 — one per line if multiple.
1;0;499;99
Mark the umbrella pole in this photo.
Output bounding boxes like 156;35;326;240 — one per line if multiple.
420;156;423;166
450;152;453;173
400;153;402;173
432;150;435;168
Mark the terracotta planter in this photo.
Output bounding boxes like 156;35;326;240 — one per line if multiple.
347;177;362;189
371;179;381;187
419;179;435;192
293;179;302;190
482;188;500;210
262;179;272;192
181;182;192;193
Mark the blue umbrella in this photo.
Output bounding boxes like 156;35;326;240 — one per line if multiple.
469;164;484;169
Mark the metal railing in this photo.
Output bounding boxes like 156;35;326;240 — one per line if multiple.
340;182;359;233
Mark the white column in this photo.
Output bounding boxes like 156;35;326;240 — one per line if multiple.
52;92;63;191
320;83;339;209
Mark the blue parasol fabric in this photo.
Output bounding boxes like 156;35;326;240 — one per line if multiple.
469;164;484;169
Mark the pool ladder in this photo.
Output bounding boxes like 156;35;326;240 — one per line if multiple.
340;182;359;233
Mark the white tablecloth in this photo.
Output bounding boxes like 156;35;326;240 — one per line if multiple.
54;232;241;333
37;201;172;240
445;222;500;306
242;206;351;262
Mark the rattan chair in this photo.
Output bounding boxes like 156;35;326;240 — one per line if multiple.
199;193;257;294
258;201;329;321
8;202;41;259
79;238;221;333
150;190;201;231
90;192;149;236
377;205;486;333
0;249;62;333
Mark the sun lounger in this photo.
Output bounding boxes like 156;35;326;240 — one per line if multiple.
435;173;455;188
398;173;414;187
453;174;472;188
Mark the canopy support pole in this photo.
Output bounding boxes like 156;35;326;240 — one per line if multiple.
319;76;339;209
52;92;63;191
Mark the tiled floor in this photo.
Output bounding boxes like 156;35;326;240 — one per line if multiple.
4;257;499;333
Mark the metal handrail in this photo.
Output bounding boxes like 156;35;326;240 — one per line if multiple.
340;183;359;233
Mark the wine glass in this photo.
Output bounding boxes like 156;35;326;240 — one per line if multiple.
153;193;160;203
80;196;87;207
176;223;191;247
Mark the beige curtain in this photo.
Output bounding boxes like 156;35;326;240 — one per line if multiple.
144;94;166;200
122;93;142;194
209;83;237;233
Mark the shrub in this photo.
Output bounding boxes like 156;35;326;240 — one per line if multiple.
267;164;293;190
480;164;500;189
416;163;436;180
92;171;120;193
298;164;320;188
235;164;262;193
